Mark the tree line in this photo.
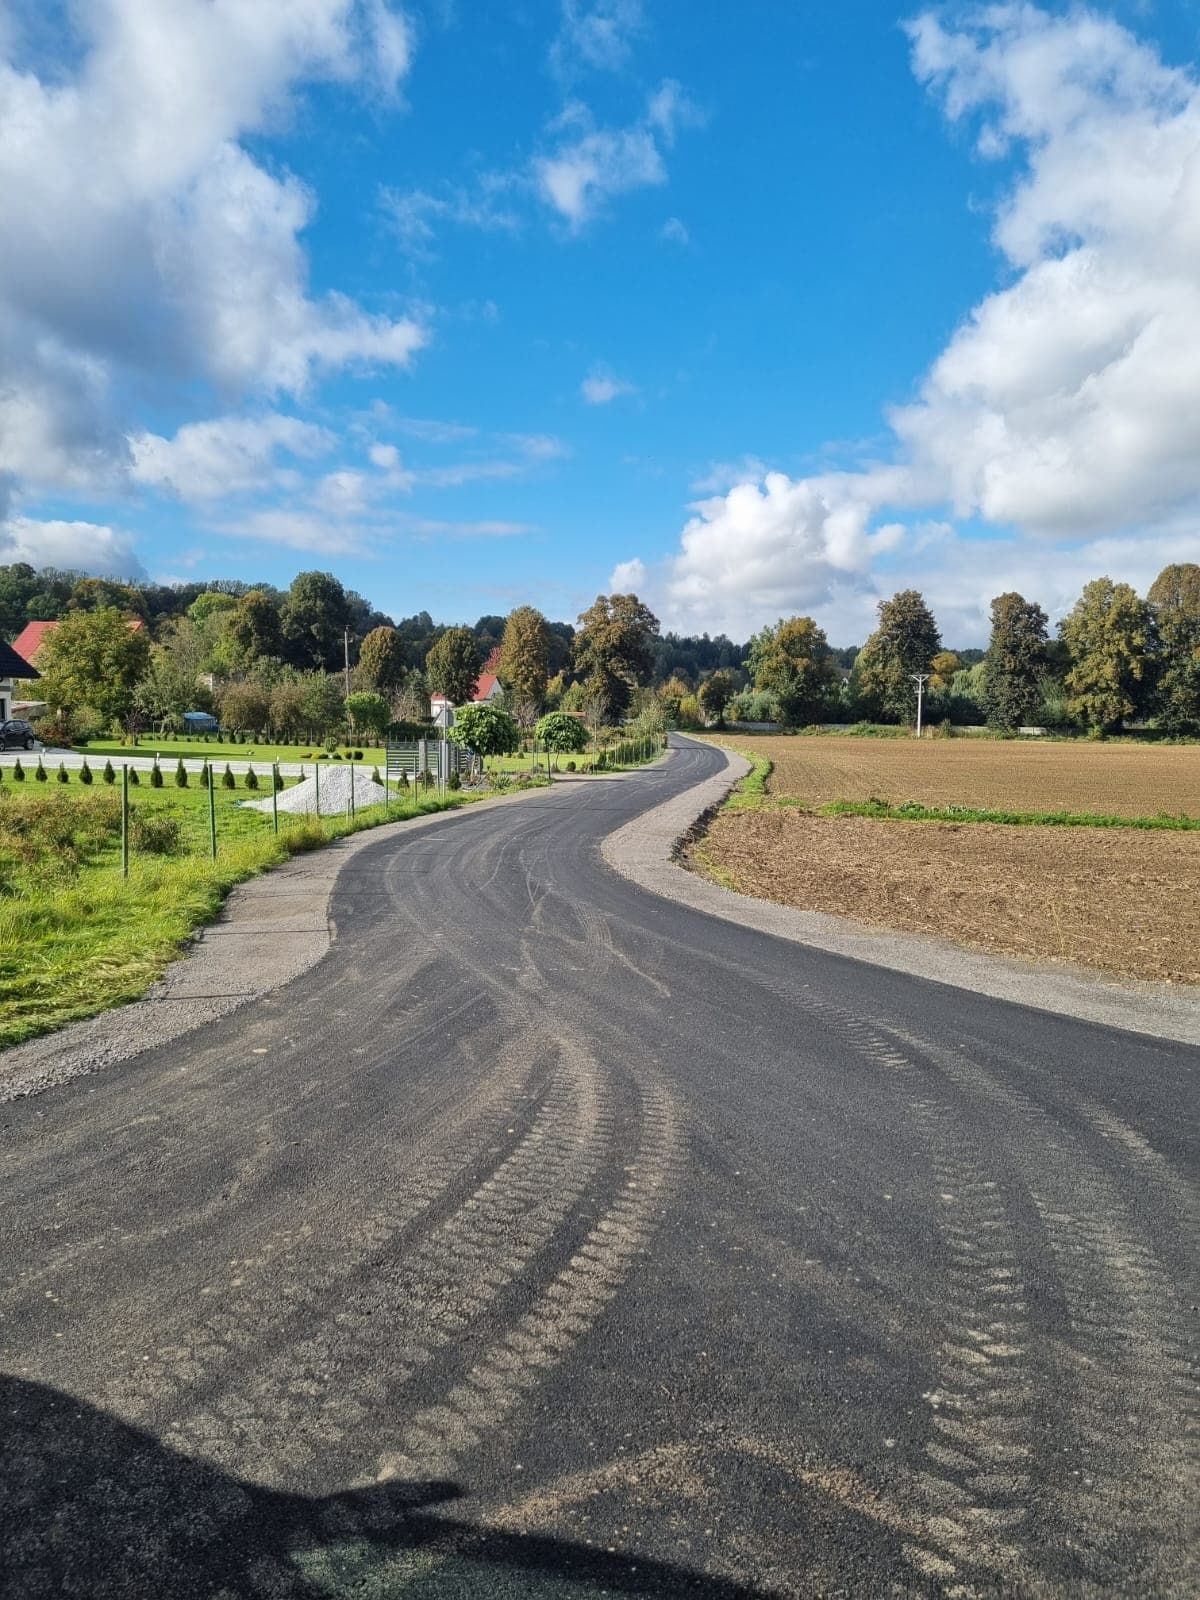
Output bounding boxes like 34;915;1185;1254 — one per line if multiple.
688;566;1199;736
8;558;1198;743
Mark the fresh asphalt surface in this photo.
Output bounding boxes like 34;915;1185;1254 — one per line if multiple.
1;737;1196;1598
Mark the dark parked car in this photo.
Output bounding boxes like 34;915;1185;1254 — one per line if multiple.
0;719;37;750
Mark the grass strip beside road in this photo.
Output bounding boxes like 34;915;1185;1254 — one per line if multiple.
818;798;1200;830
0;788;491;1051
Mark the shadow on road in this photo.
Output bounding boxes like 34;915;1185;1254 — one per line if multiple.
1;1375;787;1598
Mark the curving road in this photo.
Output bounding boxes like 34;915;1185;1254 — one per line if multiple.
1;737;1196;1598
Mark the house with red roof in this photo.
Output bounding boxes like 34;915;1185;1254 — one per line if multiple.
0;640;39;724
472;671;503;704
11;616;144;668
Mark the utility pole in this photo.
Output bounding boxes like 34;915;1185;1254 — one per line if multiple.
912;673;929;738
343;627;351;700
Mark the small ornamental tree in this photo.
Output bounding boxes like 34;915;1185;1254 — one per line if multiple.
535;711;588;762
448;702;521;759
221;763;235;790
57;762;69;783
175;758;188;788
12;759;24;781
344;690;391;743
150;761;163;788
128;766;140;786
245;764;259;791
79;758;93;786
103;759;116;785
273;766;284;791
35;759;47;781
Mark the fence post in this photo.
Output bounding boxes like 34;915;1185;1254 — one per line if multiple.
121;763;129;878
350;760;356;819
272;763;279;835
315;761;320;816
208;765;217;859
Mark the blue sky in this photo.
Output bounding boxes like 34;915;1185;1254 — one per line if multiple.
2;1;1199;644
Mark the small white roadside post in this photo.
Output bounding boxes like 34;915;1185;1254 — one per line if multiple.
912;673;929;738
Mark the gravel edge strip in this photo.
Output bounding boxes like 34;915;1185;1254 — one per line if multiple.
602;739;1200;1047
0;788;557;1102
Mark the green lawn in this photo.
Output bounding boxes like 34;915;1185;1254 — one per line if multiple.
0;777;491;1051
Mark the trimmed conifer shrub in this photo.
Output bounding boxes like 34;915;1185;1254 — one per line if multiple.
149;762;163;788
57;762;69;783
128;766;140;786
12;759;23;781
103;759;116;785
174;759;187;788
221;764;235;790
35;759;47;782
79;759;93;785
244;764;259;791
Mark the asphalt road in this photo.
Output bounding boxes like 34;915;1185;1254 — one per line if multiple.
1;736;1196;1598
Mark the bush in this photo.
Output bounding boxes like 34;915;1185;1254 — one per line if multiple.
128;810;182;855
371;767;381;785
273;767;284;791
221;764;235;790
35;759;47;782
245;765;259;791
174;758;188;788
128;766;140;786
354;748;364;760
149;762;163;788
57;762;69;784
447;770;461;791
103;759;116;784
566;760;576;772
79;759;93;786
14;758;26;781
396;771;409;793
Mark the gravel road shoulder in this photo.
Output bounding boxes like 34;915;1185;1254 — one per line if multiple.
603;739;1200;1047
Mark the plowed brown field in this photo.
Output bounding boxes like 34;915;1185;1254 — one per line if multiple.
713;733;1200;817
698;735;1200;984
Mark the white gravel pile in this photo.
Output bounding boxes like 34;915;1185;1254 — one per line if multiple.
241;764;390;816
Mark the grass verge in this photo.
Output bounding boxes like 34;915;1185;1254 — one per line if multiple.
0;787;497;1052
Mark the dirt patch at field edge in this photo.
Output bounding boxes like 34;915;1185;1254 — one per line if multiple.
695;809;1200;986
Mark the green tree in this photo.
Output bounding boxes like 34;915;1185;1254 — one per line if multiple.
268;678;308;739
982;592;1050;732
698;670;735;728
535;711;588;759
281;571;351;671
36;607;150;726
448;702;521;758
573;593;660;719
748;616;837;727
1061;578;1155;733
301;674;346;742
226;589;283;665
356;625;408;697
656;675;692;724
345;691;391;741
1148;562;1200;734
426;626;482;706
499;605;551;708
218;682;271;734
187;591;238;625
856;589;941;723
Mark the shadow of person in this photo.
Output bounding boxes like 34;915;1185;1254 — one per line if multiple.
1;1375;787;1599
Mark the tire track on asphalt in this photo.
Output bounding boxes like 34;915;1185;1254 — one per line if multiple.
892;1029;1199;1597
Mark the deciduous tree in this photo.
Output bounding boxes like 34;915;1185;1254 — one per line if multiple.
856;590;941;723
425;626;482;706
535;711;588;758
499;605;550;708
345;691;391;741
356;625;408;696
226;589;283;665
1062;577;1155;732
698;670;735;728
448;702;520;758
573;593;659;719
1148;562;1200;734
281;571;352;672
748;616;837;727
982;592;1049;731
36;608;150;726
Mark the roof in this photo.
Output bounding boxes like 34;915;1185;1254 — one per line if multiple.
11;616;144;664
0;640;39;681
473;672;500;702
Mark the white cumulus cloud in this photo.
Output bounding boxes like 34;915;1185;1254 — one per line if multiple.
581;367;635;404
620;3;1200;642
130;414;334;500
